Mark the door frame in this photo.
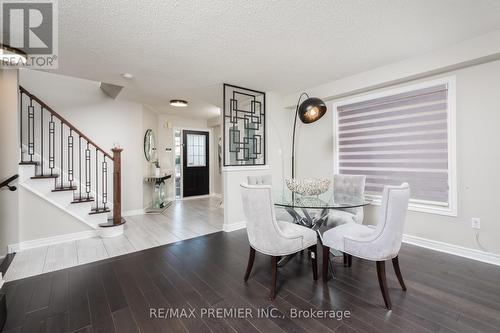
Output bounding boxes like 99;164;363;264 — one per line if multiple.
172;126;213;200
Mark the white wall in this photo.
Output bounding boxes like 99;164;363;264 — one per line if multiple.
156;114;210;199
0;69;20;256
210;125;223;196
142;106;160;208
284;57;500;255
18;187;91;241
19;70;149;213
223;91;291;229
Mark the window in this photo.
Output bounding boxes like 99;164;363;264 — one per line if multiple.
174;130;182;199
186;133;206;167
333;77;456;216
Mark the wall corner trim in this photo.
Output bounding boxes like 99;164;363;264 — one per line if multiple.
223;221;246;233
403;234;500;267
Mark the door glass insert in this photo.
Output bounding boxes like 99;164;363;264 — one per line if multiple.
186;134;206;167
174;130;182;199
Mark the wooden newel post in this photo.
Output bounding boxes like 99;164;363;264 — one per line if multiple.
112;148;123;225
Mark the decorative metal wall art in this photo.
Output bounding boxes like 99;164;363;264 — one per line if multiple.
223;84;266;166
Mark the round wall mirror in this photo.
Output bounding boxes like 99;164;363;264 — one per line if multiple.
144;129;157;161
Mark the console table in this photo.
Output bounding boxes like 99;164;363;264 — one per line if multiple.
144;174;172;213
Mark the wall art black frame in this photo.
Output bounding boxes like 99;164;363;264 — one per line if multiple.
223;83;266;167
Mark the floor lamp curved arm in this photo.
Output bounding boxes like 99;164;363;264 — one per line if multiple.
292;92;310;179
291;93;328;179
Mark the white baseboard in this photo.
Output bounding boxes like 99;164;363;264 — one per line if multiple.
223;221;246;232
211;193;223;198
122;209;145;217
8;230;98;253
181;194;211;200
403;234;500;267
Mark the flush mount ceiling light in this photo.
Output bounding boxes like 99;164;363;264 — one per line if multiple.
122;73;133;79
170;99;188;107
0;44;27;65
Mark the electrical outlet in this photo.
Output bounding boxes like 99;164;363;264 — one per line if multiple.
471;218;481;230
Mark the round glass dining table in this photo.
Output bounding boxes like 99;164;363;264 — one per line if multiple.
273;187;370;231
273;187;370;272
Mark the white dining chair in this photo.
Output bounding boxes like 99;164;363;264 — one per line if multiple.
240;183;318;300
327;174;366;226
322;183;410;309
325;174;366;265
247;174;272;185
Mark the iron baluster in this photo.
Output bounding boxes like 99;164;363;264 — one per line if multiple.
60;121;64;188
28;99;34;162
20;92;23;162
95;148;99;211
40;105;44;174
79;136;82;200
68;129;74;188
85;143;91;199
48;115;55;176
102;156;107;209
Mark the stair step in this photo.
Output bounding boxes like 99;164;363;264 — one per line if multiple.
31;174;59;179
89;207;110;215
19;161;39;166
71;196;95;204
52;186;77;192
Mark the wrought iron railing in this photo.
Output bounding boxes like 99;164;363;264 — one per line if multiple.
19;86;123;225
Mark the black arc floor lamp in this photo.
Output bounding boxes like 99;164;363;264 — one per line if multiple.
291;93;328;178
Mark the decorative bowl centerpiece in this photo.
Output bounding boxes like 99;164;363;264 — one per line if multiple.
285;178;331;196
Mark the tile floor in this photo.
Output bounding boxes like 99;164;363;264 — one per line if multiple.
4;196;224;282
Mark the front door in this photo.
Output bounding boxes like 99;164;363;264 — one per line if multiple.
182;130;209;197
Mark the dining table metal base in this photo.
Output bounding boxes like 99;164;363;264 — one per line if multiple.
279;207;336;279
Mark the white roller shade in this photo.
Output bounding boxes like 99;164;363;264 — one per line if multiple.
337;83;450;206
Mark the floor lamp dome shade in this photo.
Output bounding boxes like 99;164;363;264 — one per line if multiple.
298;97;327;123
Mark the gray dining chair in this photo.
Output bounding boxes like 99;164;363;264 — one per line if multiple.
240;183;318;300
324;174;366;265
247;174;272;185
327;174;366;226
322;183;410;309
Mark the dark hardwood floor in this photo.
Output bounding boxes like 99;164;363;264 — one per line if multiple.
2;230;500;333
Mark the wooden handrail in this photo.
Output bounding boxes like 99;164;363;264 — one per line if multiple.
19;86;113;160
0;174;19;191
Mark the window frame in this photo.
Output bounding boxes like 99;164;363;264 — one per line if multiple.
332;76;457;216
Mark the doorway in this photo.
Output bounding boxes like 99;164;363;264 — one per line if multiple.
181;130;209;197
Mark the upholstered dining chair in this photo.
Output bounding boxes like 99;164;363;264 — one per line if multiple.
327;174;366;226
322;183;410;309
240;183;318;300
247;174;272;185
325;174;366;266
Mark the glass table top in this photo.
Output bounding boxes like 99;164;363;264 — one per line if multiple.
273;187;370;209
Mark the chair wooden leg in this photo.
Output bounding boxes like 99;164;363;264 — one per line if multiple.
343;253;348;266
376;261;392;310
270;256;278;300
322;245;330;282
347;254;352;267
392;256;407;291
309;245;318;280
244;246;256;282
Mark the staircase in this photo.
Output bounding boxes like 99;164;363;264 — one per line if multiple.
18;86;125;236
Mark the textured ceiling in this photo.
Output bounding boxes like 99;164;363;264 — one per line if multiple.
50;0;500;118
